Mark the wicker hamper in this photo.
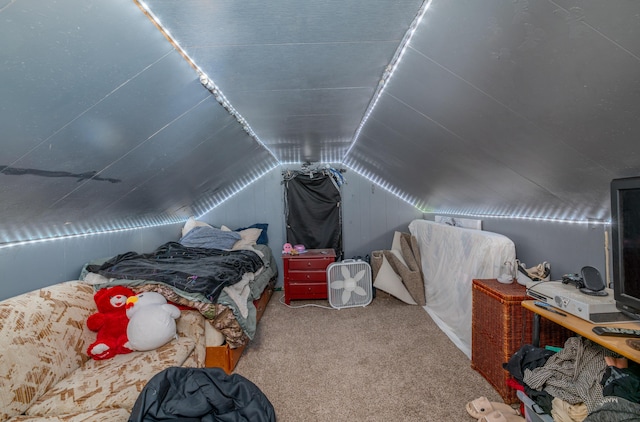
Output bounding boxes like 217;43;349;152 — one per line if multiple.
471;279;572;404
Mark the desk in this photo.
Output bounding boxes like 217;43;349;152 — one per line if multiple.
522;300;640;363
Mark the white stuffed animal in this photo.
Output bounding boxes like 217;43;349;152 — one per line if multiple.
125;291;180;351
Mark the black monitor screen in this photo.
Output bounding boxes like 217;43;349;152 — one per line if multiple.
620;188;640;299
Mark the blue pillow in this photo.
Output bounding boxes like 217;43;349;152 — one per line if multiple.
235;223;269;245
179;226;241;250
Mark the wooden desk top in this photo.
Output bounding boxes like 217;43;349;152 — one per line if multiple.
522;300;640;363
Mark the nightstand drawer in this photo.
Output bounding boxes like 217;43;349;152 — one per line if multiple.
288;257;334;271
287;270;328;282
282;249;336;304
287;282;328;298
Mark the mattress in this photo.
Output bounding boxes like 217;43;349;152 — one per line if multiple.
408;219;516;358
80;243;277;346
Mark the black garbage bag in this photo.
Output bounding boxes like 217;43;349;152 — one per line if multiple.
129;367;276;422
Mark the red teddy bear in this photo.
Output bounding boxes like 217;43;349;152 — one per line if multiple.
86;285;135;360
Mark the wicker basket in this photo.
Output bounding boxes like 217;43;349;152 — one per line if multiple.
471;279;572;403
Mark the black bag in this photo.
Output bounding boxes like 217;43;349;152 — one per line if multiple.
129;367;276;422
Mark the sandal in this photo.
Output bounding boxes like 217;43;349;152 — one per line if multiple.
525;262;551;281
466;397;519;419
516;260;550;285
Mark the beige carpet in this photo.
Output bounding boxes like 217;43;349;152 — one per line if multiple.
234;291;508;421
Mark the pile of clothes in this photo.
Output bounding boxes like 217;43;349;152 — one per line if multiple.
503;336;640;421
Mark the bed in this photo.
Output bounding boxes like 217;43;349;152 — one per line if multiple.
80;218;277;373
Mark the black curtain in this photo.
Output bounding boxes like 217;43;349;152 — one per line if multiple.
284;173;342;259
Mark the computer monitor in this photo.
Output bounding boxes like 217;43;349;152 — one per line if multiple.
611;176;640;321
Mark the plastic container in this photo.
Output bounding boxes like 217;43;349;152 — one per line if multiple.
517;390;554;422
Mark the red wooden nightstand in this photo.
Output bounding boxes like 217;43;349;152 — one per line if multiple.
282;249;336;304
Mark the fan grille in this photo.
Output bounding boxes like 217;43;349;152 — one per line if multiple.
327;260;373;309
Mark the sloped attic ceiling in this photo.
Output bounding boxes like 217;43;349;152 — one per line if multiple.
346;0;640;222
145;0;640;222
1;0;639;245
0;0;280;244
142;0;426;164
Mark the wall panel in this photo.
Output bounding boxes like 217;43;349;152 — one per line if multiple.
0;224;181;300
198;166;424;286
2;169;604;300
342;171;424;259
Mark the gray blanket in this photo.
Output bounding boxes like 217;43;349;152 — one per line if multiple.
85;241;263;303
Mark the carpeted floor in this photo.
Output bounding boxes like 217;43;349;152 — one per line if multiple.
234;291;507;421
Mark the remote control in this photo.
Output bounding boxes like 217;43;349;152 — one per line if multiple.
534;301;567;316
592;326;640;338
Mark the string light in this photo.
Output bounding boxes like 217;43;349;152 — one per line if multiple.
0;219;182;250
345;163;420;208
5;0;603;248
421;211;610;226
135;0;279;163
344;0;433;158
193;163;280;217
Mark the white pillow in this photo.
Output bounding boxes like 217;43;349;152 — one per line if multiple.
219;225;264;256
373;254;417;305
220;225;261;248
232;228;262;250
181;217;213;237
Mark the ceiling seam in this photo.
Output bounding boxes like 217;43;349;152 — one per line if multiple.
547;0;640;64
2;49;174;175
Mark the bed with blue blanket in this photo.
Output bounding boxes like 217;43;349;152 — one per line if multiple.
80;219;277;370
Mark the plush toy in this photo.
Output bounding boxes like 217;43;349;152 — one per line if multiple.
125;291;180;351
86;285;135;360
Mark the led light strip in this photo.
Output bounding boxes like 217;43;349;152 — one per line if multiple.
0;219;182;250
345;161;610;225
339;0;434;212
1;162;281;248
2;3;283;247
422;211;610;226
134;0;279;163
340;0;610;226
193;163;280;217
344;163;421;208
344;0;433;159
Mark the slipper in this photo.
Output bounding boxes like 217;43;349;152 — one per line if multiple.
479;410;525;422
466;397;519;419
